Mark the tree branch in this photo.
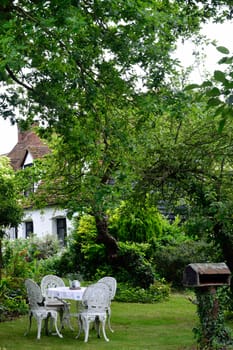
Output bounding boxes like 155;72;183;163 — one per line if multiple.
5;65;34;92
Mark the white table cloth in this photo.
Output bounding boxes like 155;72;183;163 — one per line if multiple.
47;286;86;301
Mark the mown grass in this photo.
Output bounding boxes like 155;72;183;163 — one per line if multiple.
0;293;232;350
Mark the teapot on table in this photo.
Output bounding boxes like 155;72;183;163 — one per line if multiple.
69;280;80;289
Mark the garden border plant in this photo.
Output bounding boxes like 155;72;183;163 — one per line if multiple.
0;235;171;321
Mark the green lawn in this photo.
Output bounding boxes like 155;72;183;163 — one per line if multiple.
0;293;231;350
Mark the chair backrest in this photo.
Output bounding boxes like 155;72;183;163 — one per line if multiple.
25;279;44;310
83;284;110;313
41;275;65;300
97;277;117;300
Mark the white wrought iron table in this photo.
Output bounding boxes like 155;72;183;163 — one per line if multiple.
47;286;87;331
47;286;86;301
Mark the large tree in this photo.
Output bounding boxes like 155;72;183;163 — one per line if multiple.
133;79;233;272
0;1;232;260
0;157;23;280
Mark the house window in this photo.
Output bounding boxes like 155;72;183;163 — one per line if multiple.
57;218;67;245
14;226;18;239
25;221;33;238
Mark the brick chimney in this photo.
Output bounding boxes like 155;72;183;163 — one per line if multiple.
17;123;39;143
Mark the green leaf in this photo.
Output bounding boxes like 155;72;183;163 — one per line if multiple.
218;118;226;133
206;87;221;97
214;70;226;83
218;56;233;65
225;81;233;89
201;81;213;88
222;106;233;118
207;98;222;107
216;46;230;55
214;105;225;116
215;105;233;119
184;84;200;91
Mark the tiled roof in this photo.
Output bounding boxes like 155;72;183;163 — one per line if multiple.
7;128;50;170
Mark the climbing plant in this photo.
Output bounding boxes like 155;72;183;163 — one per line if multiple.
193;287;233;349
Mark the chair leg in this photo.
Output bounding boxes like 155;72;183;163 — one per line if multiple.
62;305;74;331
53;318;63;338
50;312;63;338
80;314;110;342
107;308;114;333
75;315;83;339
84;320;90;343
81;316;90;343
37;318;43;340
101;318;109;342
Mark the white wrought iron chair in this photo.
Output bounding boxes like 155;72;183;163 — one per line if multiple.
24;278;63;340
98;276;117;332
40;274;73;330
76;283;110;342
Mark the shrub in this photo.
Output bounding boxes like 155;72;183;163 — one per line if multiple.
115;280;170;303
115;242;155;288
3;235;60;266
59;215;156;288
26;234;60;260
108;201;164;242
153;240;220;288
1;236;62;321
56;214;104;278
0;277;27;322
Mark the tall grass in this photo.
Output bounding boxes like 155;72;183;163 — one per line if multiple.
0;293;232;350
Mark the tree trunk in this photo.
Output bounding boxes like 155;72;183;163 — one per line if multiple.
94;213;119;261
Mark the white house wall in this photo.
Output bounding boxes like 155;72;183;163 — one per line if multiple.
9;206;73;239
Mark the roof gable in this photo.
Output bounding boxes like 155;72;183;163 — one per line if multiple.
22;150;33;167
7;128;50;170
